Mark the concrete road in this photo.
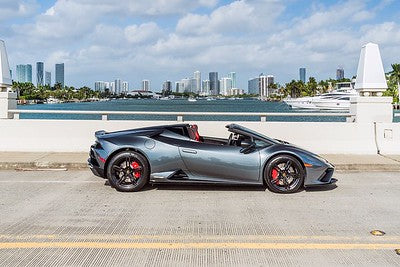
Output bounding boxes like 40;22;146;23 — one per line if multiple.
0;170;399;266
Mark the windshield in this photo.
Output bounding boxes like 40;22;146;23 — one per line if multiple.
227;124;279;145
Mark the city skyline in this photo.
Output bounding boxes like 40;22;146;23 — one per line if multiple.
2;1;399;89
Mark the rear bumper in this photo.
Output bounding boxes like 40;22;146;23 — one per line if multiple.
88;146;105;178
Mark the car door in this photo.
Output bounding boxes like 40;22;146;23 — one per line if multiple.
178;140;260;183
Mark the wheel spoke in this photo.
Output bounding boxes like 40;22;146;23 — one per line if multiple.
284;160;292;171
112;165;123;173
128;174;137;185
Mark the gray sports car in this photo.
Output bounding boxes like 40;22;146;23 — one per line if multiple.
88;123;336;193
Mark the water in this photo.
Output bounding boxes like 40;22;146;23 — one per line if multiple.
16;98;399;122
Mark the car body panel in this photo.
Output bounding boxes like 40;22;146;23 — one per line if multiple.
88;123;336;187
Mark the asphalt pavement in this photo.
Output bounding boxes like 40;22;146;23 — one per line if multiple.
0;170;399;266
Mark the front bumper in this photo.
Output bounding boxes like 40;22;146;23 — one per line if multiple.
304;163;337;187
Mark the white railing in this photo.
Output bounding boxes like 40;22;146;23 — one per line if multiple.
8;109;351;122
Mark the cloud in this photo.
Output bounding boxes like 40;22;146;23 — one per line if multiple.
2;0;400;90
177;0;284;35
0;0;38;21
124;23;162;44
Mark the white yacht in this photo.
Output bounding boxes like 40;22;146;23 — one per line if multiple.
284;82;358;110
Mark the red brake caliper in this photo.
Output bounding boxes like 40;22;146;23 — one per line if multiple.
131;161;141;179
271;168;279;184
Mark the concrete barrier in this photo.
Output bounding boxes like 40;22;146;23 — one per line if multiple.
375;123;400;154
0;119;381;154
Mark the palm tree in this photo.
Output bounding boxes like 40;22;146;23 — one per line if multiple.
388;63;400;103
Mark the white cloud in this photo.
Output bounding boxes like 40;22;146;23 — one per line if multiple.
2;0;400;89
124;23;162;44
0;0;38;21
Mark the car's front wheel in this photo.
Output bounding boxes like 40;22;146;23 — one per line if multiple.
264;155;305;193
106;151;149;192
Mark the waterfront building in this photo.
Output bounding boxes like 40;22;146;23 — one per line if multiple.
194;71;201;93
142;80;150;91
175;81;180;93
209;72;219;95
122;81;129;94
181;78;191;93
190;78;197;93
45;71;51;86
299;67;306;83
109;81;115;93
26;64;32;83
95;81;107;92
162;80;172;95
202;80;210;95
228;72;237;88
248;77;259;95
36;62;44;86
114;79;122;94
231;88;244;95
16;64;26;82
336;67;344;80
55;63;64;87
220;77;233;96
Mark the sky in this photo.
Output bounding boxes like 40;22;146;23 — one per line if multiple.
1;0;400;91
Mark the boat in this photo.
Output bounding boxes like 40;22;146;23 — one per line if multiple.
188;97;197;102
45;97;61;104
284;82;358;110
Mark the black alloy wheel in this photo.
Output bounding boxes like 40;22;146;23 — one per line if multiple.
106;151;149;192
264;155;305;193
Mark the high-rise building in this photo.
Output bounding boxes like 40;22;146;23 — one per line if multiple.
45;71;51;86
202;80;210;95
181;78;191;93
142;80;150;91
16;64;26;82
209;72;219;95
259;74;275;97
122;81;129;94
220;77;233;96
248;78;259;95
109;81;115;93
26;64;32;83
114;79;122;94
95;81;107;92
194;71;201;93
162;80;172;95
228;72;236;88
299;67;306;83
175;81;180;93
55;63;64;87
36;62;44;86
336;67;344;80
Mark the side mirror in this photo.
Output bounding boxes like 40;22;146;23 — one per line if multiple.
240;140;256;154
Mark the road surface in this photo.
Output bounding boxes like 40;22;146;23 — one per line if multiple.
0;170;399;266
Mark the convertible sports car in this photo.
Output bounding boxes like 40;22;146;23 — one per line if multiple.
88;124;336;193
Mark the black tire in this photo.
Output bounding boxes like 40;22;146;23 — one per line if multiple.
106;151;149;192
264;155;305;194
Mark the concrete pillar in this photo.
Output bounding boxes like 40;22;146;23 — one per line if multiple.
349;43;393;123
0;40;15;119
349;96;393;123
0;91;17;119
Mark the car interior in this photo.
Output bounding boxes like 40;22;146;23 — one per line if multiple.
185;124;252;147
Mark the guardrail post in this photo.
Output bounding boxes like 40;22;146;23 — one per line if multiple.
102;114;108;121
177;115;183;122
260;115;267;122
13;113;19;120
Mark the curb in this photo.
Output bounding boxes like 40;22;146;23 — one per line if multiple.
1;162;400;172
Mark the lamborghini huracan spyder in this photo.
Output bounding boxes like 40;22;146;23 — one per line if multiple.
88;124;336;193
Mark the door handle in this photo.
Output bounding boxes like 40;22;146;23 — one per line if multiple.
182;149;197;154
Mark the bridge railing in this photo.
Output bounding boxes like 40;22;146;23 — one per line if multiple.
8;109;351;122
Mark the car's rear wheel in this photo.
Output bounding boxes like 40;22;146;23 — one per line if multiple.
264;155;304;193
106;151;149;192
